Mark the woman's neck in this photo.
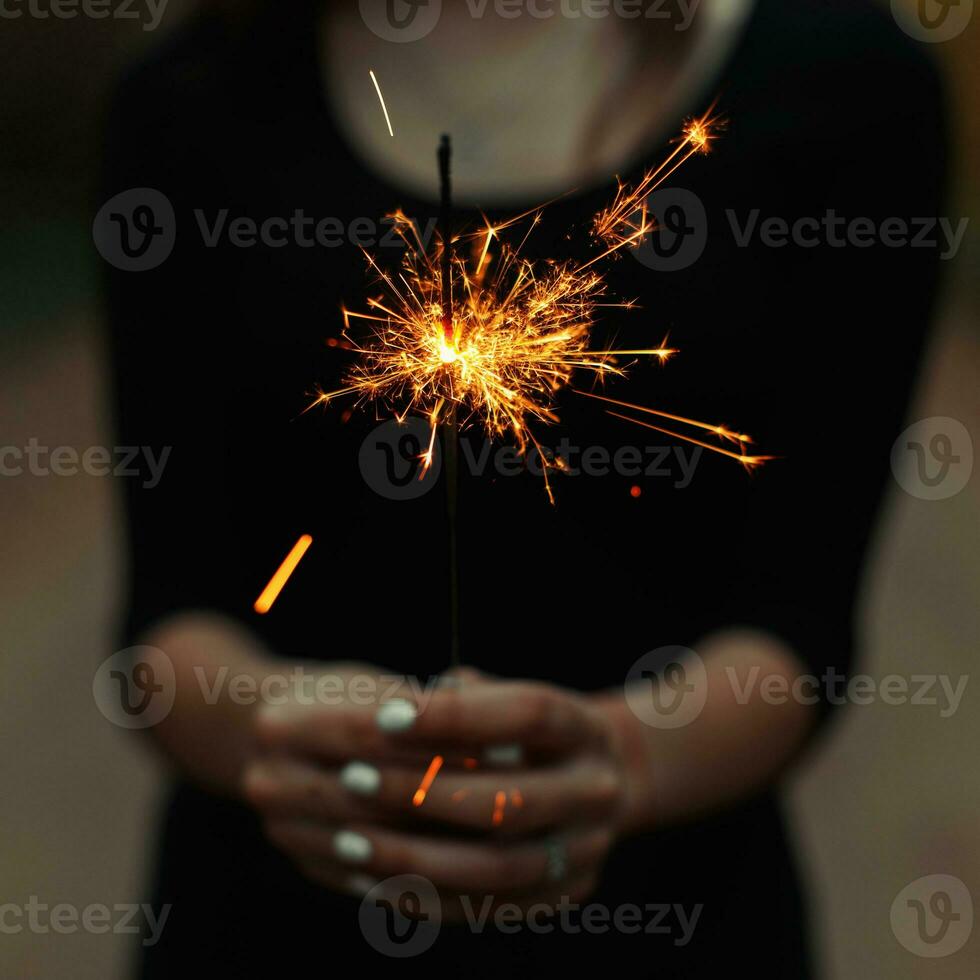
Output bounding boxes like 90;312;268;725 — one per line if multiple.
320;1;751;206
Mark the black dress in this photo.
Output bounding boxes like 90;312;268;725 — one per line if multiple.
103;0;947;975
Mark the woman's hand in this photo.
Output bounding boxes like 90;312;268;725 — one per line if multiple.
248;675;628;920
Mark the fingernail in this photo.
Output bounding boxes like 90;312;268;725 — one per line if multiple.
346;873;378;897
242;764;275;801
376;698;417;733
340;761;381;796
257;701;292;729
334;830;373;864
484;743;523;767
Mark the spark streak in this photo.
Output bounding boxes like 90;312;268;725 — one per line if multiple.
369;69;394;137
253;534;313;614
412;754;444;807
492;790;507;827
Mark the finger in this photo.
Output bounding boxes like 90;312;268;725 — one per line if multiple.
243;757;393;825
405;682;609;755
255;698;469;766
294;858;377;899
263;819;612;895
361;759;622;836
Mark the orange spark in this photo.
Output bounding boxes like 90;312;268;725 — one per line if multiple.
492;790;507;827
592;108;723;252
253;534;313;614
510;788;524;808
412;755;444;807
574;389;754;445
606;412;773;470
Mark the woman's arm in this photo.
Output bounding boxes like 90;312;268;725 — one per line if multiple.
136;613;278;795
596;629;815;832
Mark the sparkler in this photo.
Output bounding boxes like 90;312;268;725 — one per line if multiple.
312;108;771;824
311;108;768;511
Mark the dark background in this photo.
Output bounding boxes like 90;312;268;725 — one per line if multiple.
0;2;977;976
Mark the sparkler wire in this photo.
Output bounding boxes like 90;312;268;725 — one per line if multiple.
438;134;462;668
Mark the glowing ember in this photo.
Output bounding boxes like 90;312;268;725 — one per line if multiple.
412;754;444;807
368;69;394;138
492;789;507;827
253;534;313;614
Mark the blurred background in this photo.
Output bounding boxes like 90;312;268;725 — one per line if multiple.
0;2;977;976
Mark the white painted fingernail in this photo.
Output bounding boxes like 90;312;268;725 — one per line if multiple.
376;698;417;733
340;761;381;796
334;830;373;864
346;873;378;897
484;743;523;767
